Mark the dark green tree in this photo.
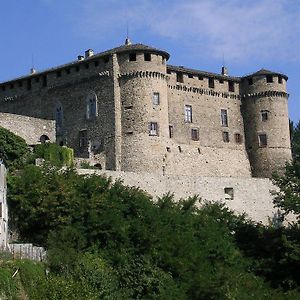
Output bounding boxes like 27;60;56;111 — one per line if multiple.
0;126;30;169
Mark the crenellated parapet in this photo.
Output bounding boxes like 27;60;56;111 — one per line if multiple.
118;71;166;80
242;90;289;99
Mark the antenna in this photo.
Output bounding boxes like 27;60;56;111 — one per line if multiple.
125;21;132;45
30;53;36;74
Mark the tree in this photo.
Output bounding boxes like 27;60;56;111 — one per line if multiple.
290;120;300;162
0;126;30;169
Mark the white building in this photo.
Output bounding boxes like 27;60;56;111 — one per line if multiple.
0;162;8;249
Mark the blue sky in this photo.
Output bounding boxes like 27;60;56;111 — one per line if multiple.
0;0;299;122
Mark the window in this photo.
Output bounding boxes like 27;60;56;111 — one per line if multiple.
228;81;235;92
235;133;243;144
185;105;192;123
152;92;160;105
167;69;171;74
75;66;80;72
221;109;228;127
169;125;174;138
248;78;253;85
258;133;268;147
94;60;99;67
261;110;269;122
191;128;199;141
222;131;229;143
55;105;63;132
27;79;31;90
266;75;273;83
278;76;283;84
85;63;89;69
56;70;62;78
149;122;158;136
176;72;183;83
35;77;40;83
66;68;71;74
86;93;98;119
219;79;224;84
198;75;203;80
129;53;136;61
103;56;109;63
18;81;23;87
224;187;234;200
1;85;5;91
10;83;14;89
144;53;151;61
188;74;193;78
42;75;47;87
208;78;214;88
79;130;88;148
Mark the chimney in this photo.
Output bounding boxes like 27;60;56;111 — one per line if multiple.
30;68;36;74
85;49;94;58
125;37;132;45
221;66;228;76
77;55;84;61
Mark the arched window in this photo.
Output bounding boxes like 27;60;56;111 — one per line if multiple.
55;103;63;133
86;92;98;119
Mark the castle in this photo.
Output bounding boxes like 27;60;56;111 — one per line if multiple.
0;40;293;222
0;40;291;178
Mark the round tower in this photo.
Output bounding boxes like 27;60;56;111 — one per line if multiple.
241;69;292;177
115;43;170;174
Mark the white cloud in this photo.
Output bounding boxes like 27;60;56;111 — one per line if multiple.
72;0;300;63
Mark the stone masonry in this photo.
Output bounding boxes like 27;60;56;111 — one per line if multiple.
0;41;291;178
0;112;55;145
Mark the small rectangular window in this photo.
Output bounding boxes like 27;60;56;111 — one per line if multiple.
66;68;71;74
248;78;253;85
85;63;89;69
208;78;214;88
261;110;269;122
228;81;235;92
258;133;268;147
94;60;99;67
35;77;40;83
75;66;80;72
222;131;229;143
42;75;47;87
18;81;23;87
149;122;158;136
167;69;171;74
144;53;151;61
198;75;203;80
153;92;160;105
169;125;174;138
56;70;62;77
103;56;109;63
234;133;243;144
221;109;228;127
129;53;136;61
10;83;14;89
188;74;193;78
224;187;234;200
27;79;31;90
278;76;283;84
266;75;273;83
176;72;184;83
219;79;224;84
191;128;199;141
185;105;192;123
79;130;88;148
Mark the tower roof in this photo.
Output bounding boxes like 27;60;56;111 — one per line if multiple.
243;68;288;80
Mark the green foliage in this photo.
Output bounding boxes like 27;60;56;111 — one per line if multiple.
0;126;30;169
34;143;74;167
7;164;300;299
290;120;300;162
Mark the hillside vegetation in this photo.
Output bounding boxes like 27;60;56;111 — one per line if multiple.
1;123;300;299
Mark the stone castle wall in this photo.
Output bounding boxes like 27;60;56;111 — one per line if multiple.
78;169;279;224
0;113;55;145
0;43;292;178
